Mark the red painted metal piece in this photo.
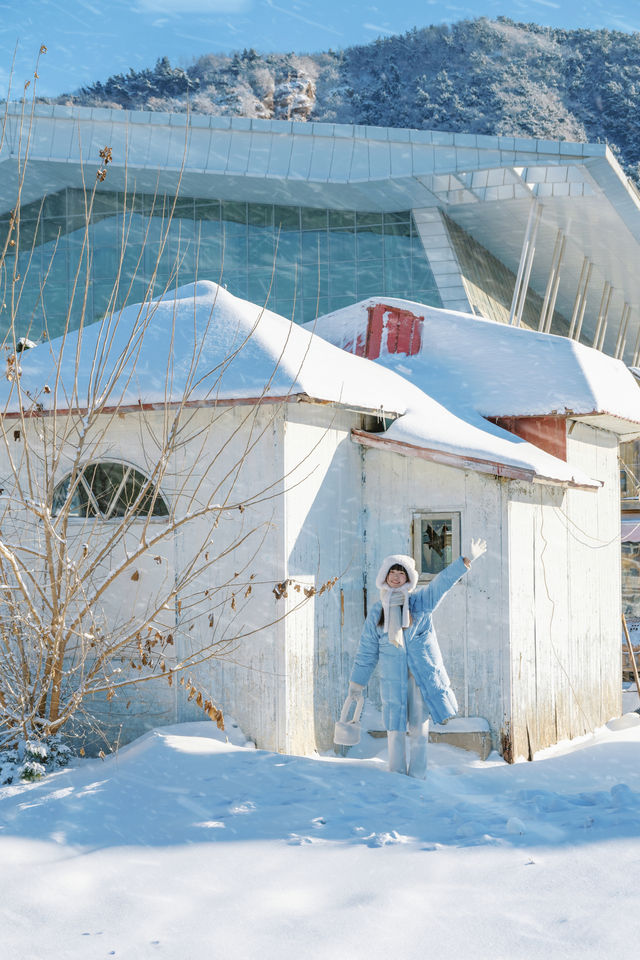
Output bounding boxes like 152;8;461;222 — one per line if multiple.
351;303;424;360
490;415;567;461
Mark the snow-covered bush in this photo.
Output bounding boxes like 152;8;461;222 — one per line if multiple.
20;760;47;782
0;737;75;784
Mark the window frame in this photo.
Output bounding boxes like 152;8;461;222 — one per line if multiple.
52;460;170;522
412;510;461;582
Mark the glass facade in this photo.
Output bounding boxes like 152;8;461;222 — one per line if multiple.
1;189;441;340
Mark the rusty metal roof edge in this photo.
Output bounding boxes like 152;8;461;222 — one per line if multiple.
351;428;601;490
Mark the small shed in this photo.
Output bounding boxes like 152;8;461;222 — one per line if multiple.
309;298;640;759
2;283;638;759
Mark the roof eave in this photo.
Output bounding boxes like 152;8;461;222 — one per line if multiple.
351;428;601;490
483;409;640;439
0;392;403;420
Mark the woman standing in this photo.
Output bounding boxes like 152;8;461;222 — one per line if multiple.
348;539;487;778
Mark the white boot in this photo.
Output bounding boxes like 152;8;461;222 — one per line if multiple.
387;729;407;775
407;672;429;780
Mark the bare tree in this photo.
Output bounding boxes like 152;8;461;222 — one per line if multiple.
0;63;334;751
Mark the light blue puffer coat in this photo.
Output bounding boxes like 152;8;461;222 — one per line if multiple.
350;556;468;728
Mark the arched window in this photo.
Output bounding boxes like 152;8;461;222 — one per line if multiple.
52;462;169;519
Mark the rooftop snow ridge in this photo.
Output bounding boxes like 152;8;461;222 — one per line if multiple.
305;297;640;430
0;282;602;487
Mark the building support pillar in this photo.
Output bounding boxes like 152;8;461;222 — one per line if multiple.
592;282;613;351
538;229;565;334
631;319;640;367
615;303;631;360
509;201;542;327
568;257;591;340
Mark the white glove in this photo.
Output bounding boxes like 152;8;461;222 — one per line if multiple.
348;681;364;698
469;538;487;562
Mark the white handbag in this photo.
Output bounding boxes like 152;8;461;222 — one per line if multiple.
334;692;364;746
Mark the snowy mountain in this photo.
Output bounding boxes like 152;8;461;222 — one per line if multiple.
48;17;640;184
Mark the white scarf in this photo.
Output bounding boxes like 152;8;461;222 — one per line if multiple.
380;585;410;648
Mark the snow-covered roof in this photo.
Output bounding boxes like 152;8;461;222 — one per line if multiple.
0;282;601;488
305;297;640;437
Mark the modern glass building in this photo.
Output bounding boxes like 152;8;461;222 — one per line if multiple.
6;188;440;337
2;104;640;359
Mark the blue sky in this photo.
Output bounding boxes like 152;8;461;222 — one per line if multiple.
2;0;639;98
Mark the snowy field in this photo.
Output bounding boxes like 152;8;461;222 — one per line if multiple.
3;701;640;960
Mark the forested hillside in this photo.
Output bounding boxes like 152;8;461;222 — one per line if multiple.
51;17;640;183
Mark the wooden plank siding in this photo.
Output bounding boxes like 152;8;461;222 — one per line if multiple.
508;422;621;759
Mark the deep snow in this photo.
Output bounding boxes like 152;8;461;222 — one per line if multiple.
2;705;640;960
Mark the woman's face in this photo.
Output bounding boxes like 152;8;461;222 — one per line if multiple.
386;567;408;588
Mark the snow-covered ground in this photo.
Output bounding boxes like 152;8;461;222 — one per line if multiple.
3;706;640;960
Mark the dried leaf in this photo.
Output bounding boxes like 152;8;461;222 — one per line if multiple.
131;570;140;582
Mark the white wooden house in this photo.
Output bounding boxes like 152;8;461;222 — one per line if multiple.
309;298;640;760
1;282;639;760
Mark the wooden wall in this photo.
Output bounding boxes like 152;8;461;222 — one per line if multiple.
507;423;621;759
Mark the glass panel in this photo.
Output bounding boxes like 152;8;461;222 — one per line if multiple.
418;517;453;577
384;257;412;292
274;206;300;230
328;210;355;229
384;234;412;260
108;466;169;518
172;197;195;219
356;262;383;298
248;231;276;268
413;289;442;307
329;259;356;297
52;474;96;517
383;210;411;225
275;230;301;262
81;462;125;516
328;229;355;262
247;271;273;304
275;265;300;300
301;208;327;230
221;201;247;224
356;231;384;261
301;231;328;265
248;204;273;228
301;261;328;299
622;540;640;618
194;200;220;221
42;192;67;219
356;211;382;228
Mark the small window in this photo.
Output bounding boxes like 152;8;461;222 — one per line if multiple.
52;462;169;519
413;511;461;581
